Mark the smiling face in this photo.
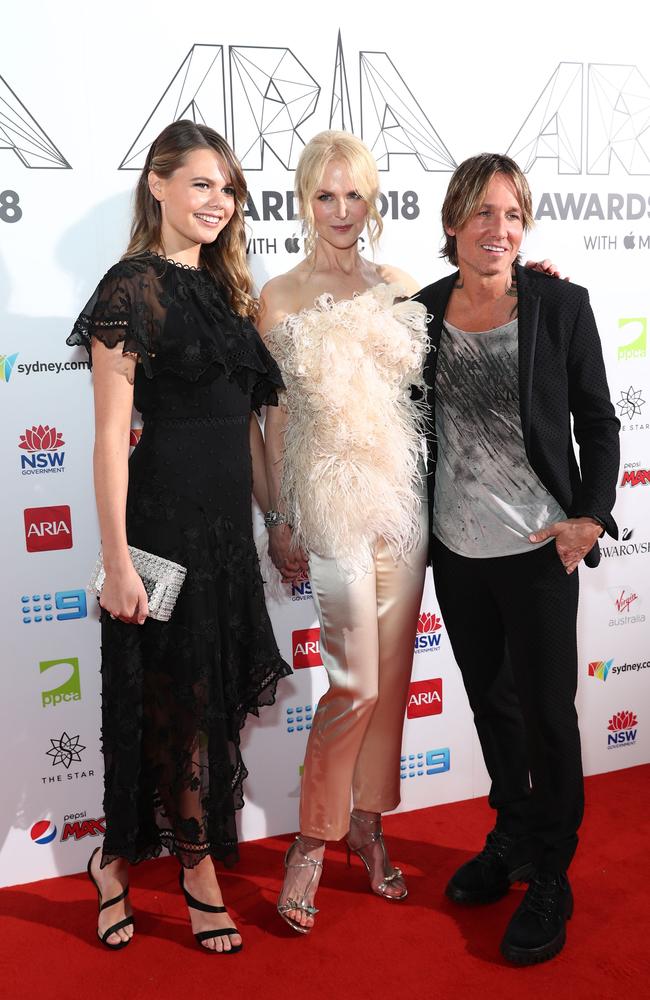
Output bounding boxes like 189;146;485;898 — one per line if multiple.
310;159;368;249
446;172;524;279
149;147;236;252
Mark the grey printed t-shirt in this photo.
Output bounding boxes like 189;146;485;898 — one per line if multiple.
432;318;565;558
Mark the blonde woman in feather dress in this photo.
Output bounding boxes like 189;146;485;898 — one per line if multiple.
257;131;430;933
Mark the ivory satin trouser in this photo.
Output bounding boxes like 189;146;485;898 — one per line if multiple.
299;504;428;841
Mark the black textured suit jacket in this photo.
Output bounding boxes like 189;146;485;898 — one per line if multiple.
415;263;621;568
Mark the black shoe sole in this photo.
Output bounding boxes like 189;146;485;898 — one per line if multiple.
445;861;535;906
445;880;511;905
500;926;567;965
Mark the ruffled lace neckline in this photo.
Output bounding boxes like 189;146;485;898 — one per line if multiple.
142;250;204;272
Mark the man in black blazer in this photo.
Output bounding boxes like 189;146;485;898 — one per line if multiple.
415;154;620;965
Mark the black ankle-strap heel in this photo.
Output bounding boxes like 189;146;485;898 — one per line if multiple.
179;868;242;954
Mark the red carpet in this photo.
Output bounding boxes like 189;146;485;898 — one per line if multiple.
2;764;648;1000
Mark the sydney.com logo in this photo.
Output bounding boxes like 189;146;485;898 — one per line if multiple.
588;658;650;681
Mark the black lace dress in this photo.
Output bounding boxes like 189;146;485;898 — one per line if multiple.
68;252;290;869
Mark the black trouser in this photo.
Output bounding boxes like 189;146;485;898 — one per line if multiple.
432;536;583;873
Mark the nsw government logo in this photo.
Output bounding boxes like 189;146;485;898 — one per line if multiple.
406;678;442;719
19;424;66;475
414;611;443;653
607;710;638;749
24;505;73;552
292;627;322;668
289;579;313;602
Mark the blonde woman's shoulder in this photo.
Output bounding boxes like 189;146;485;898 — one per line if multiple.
257;268;307;335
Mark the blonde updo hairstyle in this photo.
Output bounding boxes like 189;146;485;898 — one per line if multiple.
295;131;383;255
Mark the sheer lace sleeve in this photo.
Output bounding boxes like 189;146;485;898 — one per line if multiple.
67;260;158;376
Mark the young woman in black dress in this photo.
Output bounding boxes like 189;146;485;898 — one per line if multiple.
68;121;290;953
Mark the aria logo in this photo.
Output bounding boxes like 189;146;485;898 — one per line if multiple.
0;73;69;168
607;710;638;749
588;659;613;682
23;505;72;552
292;627;322;669
19;424;65;475
400;748;450;779
414;611;443;653
406;679;443;719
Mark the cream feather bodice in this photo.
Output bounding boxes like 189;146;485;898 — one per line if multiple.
266;282;430;574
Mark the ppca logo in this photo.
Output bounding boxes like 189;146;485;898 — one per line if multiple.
40;656;81;707
24;505;73;552
19;424;65;475
406;678;442;719
292;627;322;668
414;611;443;653
617;318;646;362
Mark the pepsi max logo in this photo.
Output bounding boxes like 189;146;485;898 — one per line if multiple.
30;820;57;844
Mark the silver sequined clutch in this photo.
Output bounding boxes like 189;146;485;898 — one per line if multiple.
88;546;187;622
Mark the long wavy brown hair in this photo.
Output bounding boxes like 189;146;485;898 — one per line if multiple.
124;120;256;318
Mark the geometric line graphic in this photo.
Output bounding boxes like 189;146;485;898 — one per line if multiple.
119;45;227;170
46;731;86;769
359;51;456;172
616;385;646;420
230;46;320;170
329;31;354;132
507;62;583;174
587;63;650;175
0;75;70;168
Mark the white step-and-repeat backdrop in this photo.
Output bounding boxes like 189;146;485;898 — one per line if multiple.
1;1;648;886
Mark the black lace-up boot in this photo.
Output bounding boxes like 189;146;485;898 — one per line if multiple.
500;871;573;965
445;829;535;905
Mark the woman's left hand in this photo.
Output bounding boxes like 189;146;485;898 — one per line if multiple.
524;259;570;281
529;517;603;573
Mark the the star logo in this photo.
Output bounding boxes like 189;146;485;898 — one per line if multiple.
46;732;86;769
617;386;646;420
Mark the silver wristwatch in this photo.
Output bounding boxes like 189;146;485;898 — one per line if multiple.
264;510;289;528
